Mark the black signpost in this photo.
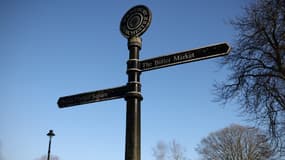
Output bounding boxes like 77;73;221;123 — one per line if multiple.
58;85;128;108
140;43;230;71
57;5;231;160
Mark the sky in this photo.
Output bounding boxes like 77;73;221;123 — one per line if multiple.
0;0;251;160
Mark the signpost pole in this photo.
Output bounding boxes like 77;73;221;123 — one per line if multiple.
125;37;143;160
57;5;230;160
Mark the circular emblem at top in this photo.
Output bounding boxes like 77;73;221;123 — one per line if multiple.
120;5;152;38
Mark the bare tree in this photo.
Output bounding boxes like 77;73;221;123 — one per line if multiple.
153;140;188;160
214;0;285;153
196;124;276;160
169;140;187;160
153;141;168;160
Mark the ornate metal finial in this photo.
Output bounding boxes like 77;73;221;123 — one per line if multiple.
120;5;152;39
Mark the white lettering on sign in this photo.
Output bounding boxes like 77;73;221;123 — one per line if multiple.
173;52;195;62
142;62;153;68
92;92;108;100
154;58;171;66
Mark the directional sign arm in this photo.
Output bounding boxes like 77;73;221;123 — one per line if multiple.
140;43;231;71
57;85;128;108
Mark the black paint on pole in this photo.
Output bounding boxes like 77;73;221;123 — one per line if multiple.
47;138;51;160
120;5;151;160
125;37;143;160
46;130;55;160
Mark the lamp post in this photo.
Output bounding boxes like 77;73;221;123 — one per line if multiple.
46;130;55;160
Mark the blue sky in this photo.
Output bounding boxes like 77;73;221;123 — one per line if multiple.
0;0;250;160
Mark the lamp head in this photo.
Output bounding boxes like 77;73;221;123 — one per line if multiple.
47;130;55;137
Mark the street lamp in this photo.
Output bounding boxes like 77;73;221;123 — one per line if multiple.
46;130;55;160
